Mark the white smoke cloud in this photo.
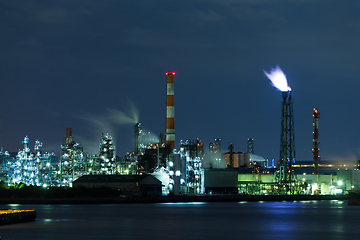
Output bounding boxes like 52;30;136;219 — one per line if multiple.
77;102;140;155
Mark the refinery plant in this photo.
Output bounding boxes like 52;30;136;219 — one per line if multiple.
1;69;360;196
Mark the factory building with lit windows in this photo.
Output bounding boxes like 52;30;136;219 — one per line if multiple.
235;160;360;195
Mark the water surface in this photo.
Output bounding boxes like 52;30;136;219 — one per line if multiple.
0;200;358;240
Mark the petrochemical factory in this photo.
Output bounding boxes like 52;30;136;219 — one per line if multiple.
1;69;359;197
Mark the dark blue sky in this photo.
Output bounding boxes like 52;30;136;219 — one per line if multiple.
1;0;360;162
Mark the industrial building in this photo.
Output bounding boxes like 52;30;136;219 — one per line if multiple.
201;168;238;194
337;169;360;192
73;174;163;197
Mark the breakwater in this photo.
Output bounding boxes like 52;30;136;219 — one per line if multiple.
0;209;36;225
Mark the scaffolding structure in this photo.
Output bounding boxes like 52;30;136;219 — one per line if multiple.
60;128;87;185
279;91;296;183
7;136;57;187
180;139;204;195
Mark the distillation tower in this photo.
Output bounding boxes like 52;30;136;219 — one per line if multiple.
8;136;56;186
168;139;204;195
99;133;116;174
313;108;320;174
60;128;86;184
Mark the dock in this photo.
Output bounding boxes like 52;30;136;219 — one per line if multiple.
0;209;36;225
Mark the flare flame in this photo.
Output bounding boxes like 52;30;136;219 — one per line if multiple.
264;66;291;92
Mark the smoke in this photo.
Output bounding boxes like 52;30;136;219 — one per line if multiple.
107;102;139;124
264;66;291;92
77;113;116;155
77;103;162;155
76;103;139;155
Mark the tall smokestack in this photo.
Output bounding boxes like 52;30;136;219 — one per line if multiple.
134;122;141;156
279;91;295;182
165;72;175;149
64;127;73;146
313;108;320;174
264;66;295;184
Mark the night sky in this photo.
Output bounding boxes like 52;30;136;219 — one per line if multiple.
1;1;360;163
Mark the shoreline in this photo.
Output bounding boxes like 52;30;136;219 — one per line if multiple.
0;194;350;204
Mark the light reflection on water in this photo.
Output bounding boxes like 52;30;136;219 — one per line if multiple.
1;200;359;240
160;202;206;205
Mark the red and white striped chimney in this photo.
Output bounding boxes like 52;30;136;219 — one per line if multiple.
166;72;175;149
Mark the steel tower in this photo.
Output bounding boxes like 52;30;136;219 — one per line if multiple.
279;91;296;182
313;108;320;174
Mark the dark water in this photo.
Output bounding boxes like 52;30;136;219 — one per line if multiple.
0;200;359;240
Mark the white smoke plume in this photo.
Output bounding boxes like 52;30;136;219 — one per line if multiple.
77;103;140;155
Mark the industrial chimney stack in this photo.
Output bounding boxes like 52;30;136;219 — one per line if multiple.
279;91;295;182
165;72;176;149
313;108;320;174
134;122;142;156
